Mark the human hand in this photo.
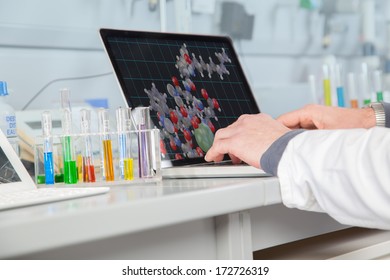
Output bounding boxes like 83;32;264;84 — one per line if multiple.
205;113;290;168
277;104;376;129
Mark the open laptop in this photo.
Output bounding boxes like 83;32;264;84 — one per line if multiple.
100;28;269;178
0;130;109;210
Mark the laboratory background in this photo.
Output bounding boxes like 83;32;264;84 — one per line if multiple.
2;0;390;117
2;0;390;261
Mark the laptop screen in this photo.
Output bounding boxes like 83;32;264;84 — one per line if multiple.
0;147;21;183
100;29;260;165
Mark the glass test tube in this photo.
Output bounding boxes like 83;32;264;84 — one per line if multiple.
116;107;134;180
42;111;54;185
322;64;332;106
361;63;371;105
348;73;359;108
373;70;384;102
80;109;96;183
77;154;83;182
61;88;77;184
98;108;115;181
335;64;345;107
134;107;153;178
308;75;318;104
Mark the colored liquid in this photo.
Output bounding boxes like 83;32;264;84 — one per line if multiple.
336;87;345;107
364;99;371;105
103;139;114;181
55;173;64;183
350;99;358;109
64;160;78;184
62;135;77;184
37;174;63;184
138;128;151;178
377;91;383;102
44;152;54;184
323;79;332;106
124;158;134;180
36;175;45;184
83;156;96;183
77;154;83;182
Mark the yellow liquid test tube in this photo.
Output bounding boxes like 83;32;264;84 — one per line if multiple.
116;107;134;181
124;158;134;180
77;154;83;182
323;64;332;106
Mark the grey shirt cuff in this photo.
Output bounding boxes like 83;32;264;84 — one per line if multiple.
260;129;306;176
382;102;390;128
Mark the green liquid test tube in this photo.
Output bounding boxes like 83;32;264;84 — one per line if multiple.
374;70;384;102
60;88;77;184
63;135;77;184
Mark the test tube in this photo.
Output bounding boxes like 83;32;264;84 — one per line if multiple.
42;111;54;185
322;64;332;106
361;63;371;105
373;70;384;102
308;75;318;104
98;108;115;181
348;73;359;108
335;64;345;107
76;154;83;182
134;107;153;178
80;109;96;183
60;89;77;184
116;107;134;180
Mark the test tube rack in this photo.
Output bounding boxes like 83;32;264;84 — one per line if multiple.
34;128;162;186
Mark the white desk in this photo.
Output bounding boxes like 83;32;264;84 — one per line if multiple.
0;177;352;259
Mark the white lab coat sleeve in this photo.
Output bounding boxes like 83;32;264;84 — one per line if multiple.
278;127;390;230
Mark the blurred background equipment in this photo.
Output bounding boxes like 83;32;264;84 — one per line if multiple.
1;0;390;120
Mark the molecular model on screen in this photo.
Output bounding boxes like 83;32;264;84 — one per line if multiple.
175;43;231;80
144;44;230;160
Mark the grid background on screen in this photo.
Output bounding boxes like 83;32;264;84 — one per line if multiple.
105;35;259;161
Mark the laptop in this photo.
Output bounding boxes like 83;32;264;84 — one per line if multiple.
0;130;109;210
99;28;269;178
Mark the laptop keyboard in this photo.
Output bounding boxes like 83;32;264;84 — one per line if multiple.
190;160;247;167
0;187;108;210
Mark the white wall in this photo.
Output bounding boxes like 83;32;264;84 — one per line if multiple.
0;0;163;111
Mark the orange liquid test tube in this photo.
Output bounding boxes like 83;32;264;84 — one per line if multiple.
98;108;115;182
80;109;96;183
348;73;359;109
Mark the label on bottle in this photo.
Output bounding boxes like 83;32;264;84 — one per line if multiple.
1;114;17;137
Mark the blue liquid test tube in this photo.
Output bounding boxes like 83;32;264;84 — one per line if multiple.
335;64;345;107
42;111;54;185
